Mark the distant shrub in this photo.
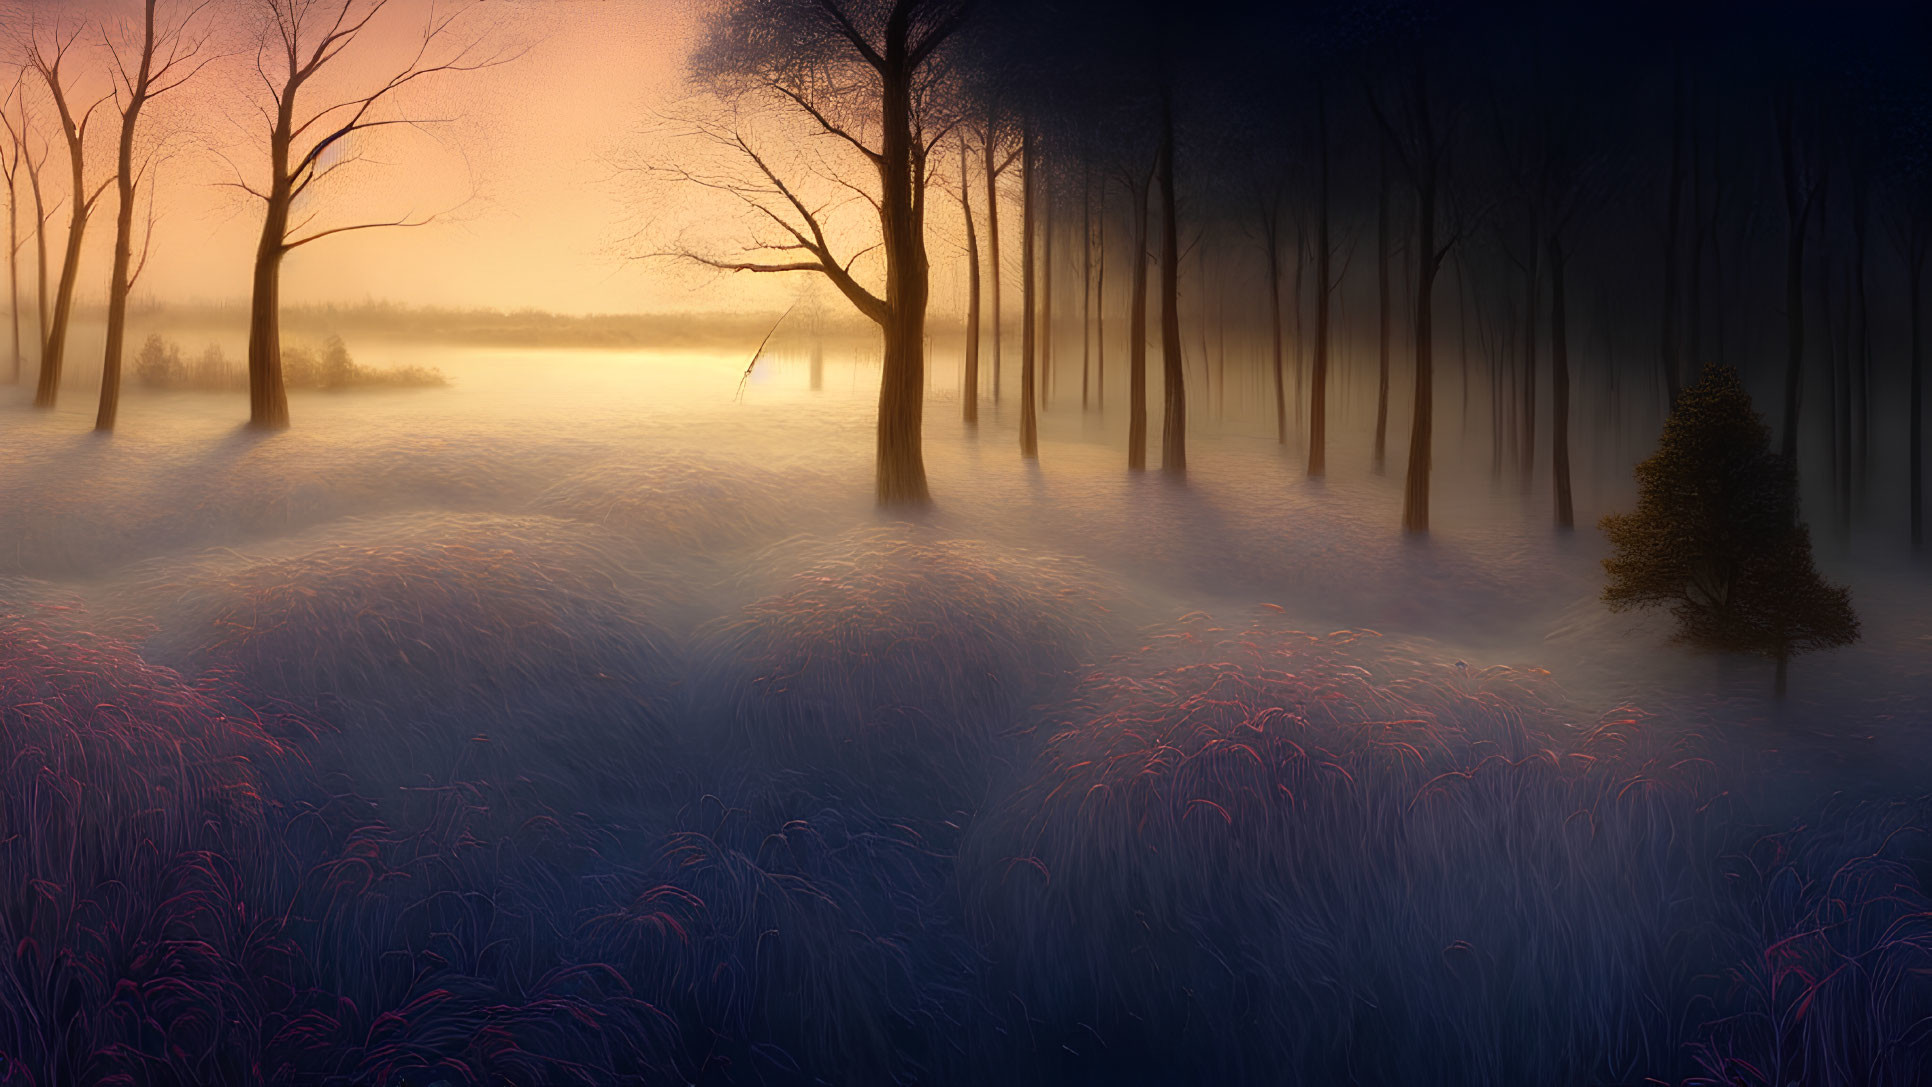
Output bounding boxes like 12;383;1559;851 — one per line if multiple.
280;343;319;387
321;334;356;387
189;343;240;389
132;333;184;387
130;333;446;393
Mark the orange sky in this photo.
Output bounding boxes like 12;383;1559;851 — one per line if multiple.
0;0;880;316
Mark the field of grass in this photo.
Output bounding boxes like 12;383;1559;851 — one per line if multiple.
1;347;1928;1085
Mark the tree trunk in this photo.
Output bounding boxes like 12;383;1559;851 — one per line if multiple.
36;108;92;410
1266;218;1285;446
247;208;292;428
1290;215;1304;428
983;113;1003;404
1402;100;1441;534
96;167;137;430
1780;215;1806;465
1081;166;1091;409
1128;167;1150;471
6;161;17;384
1157;90;1187;477
98;3;161;431
1911;245;1924;548
1851;173;1870;505
1688;78;1706;383
27;157;48;383
1661;63;1686;405
1199;242;1215;417
247;102;295;429
1833;256;1852;528
1309;87;1331;477
1042;170;1053;410
960;137;981;425
871;60;931;505
1019;123;1038;459
1775;92;1814;467
1520;245;1539;483
1374;134;1392;469
1550;233;1573;529
1096;191;1106;411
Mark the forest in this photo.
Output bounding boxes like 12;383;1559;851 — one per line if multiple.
1;0;1930;1084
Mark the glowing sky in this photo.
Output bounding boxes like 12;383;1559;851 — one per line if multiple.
0;0;830;315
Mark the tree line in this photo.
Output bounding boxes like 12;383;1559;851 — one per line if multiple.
677;0;1932;549
0;0;504;430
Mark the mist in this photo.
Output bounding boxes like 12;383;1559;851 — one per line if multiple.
3;1;1932;1085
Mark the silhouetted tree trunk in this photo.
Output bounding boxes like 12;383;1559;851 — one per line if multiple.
98;86;145;429
1198;241;1214;417
1157;90;1186;476
1095;185;1106;410
0;114;18;385
32;36;108;411
1020;122;1038;458
960;135;981;425
25;144;49;377
983;111;1015;406
1403;172;1442;531
1042;166;1054;410
1374;133;1392;468
248;99;294;428
99;0;208;430
1290;213;1304;425
1832;253;1852;528
1374;58;1453;534
873;44;934;505
1775;89;1823;465
1263;202;1286;445
1127;162;1152;470
1850;160;1871;501
1308;85;1332;477
1519;245;1539;483
1081;165;1091;409
1550;232;1573;528
1660;63;1686;406
244;0;497;433
1456;249;1470;433
1905;208;1928;548
1688;79;1707;378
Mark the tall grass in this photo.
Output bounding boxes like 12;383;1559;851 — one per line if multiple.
125;513;682;805
687;525;1127;813
962;610;1732;1085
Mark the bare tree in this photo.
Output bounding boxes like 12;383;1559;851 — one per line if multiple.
10;106;57;381
1252;179;1288;446
1372;53;1462;534
958;131;981;423
1307;81;1334;478
0;80;24;385
96;0;219;431
668;0;969;506
1019;118;1038;457
29;20;115;410
1156;86;1185;475
1898;192;1930;548
1773;86;1827;465
1121;155;1152;470
230;0;502;429
981;102;1017;404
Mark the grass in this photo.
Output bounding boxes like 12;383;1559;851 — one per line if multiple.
1;484;1928;1083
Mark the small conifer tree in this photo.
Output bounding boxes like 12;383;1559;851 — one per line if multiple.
1602;365;1858;695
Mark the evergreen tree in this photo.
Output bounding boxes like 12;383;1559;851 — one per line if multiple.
1602;365;1859;695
